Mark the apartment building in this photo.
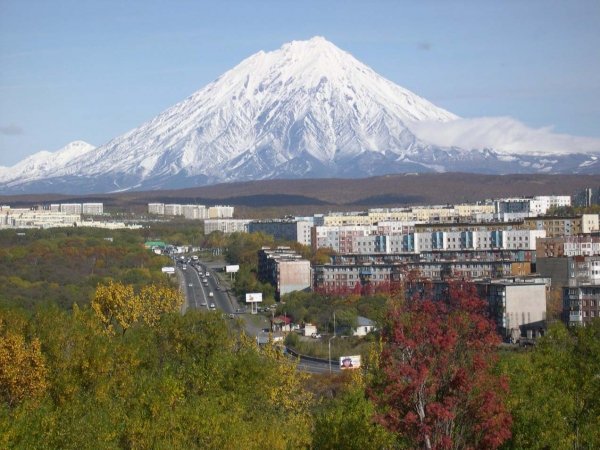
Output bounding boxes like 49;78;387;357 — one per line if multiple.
537;235;600;258
564;285;600;326
523;214;599;237
314;226;545;254
248;219;313;246
257;247;311;299
147;203;232;219
313;258;531;294
60;203;83;215
476;278;547;339
203;219;250;234
181;205;207;220
0;208;81;229
148;203;165;215
207;205;235;218
81;203;104;215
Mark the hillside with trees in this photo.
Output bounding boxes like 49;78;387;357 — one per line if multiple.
1;228;600;448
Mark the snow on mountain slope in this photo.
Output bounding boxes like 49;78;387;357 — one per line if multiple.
1;36;598;194
23;37;458;186
0;141;95;185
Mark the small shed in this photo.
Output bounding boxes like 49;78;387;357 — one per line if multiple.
353;316;377;337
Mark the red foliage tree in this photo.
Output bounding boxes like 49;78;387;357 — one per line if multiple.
370;281;512;449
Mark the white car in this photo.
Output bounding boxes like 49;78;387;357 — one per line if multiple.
210;303;216;309
208;291;214;297
205;271;210;277
188;283;193;287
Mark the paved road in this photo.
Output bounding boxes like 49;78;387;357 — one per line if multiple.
179;257;339;374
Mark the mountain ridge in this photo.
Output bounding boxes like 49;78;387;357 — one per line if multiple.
1;36;599;195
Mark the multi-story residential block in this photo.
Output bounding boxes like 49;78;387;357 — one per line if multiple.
312;225;375;253
60;203;83;215
313;225;545;254
541;254;600;326
82;203;104;215
537;235;600;258
208;205;234;218
181;204;207;220
164;204;183;216
0;208;81;229
313;255;532;295
523;214;599;237
148;203;165;215
258;247;311;299
148;203;216;219
564;285;600;326
494;196;571;218
476;278;547;339
203;219;250;234
248;219;313;246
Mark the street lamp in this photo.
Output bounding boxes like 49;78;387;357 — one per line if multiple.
328;335;336;374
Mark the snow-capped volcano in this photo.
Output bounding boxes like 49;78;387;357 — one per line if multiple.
1;36;598;194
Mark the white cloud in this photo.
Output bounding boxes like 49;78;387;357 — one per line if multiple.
407;116;600;155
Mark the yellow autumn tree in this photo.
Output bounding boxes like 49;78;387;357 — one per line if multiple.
92;281;183;334
139;284;183;327
92;281;141;335
0;331;48;408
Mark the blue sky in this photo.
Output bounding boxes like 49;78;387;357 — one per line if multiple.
0;0;599;166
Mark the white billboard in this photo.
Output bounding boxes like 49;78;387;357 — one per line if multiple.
161;266;175;274
226;265;240;273
339;355;361;370
245;293;263;303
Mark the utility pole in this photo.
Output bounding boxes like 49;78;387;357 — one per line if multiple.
333;311;336;337
328;335;336;374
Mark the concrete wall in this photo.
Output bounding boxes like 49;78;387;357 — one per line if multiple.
505;283;547;331
278;260;311;296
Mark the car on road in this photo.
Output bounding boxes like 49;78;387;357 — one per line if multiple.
200;302;207;306
188;283;193;287
208;291;214;297
210;303;216;309
205;271;210;277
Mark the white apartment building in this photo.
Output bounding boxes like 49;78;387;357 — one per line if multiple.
164;204;183;216
148;203;165;215
203;219;250;234
182;204;207;220
315;228;546;254
60;203;83;215
0;209;81;229
82;203;104;215
494;195;571;218
208;205;235;218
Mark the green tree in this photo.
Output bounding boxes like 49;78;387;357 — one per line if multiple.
314;384;397;449
504;321;600;449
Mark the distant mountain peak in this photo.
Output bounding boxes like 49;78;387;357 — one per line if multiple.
0;38;597;195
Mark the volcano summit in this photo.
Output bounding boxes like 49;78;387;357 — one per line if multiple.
1;36;598;194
